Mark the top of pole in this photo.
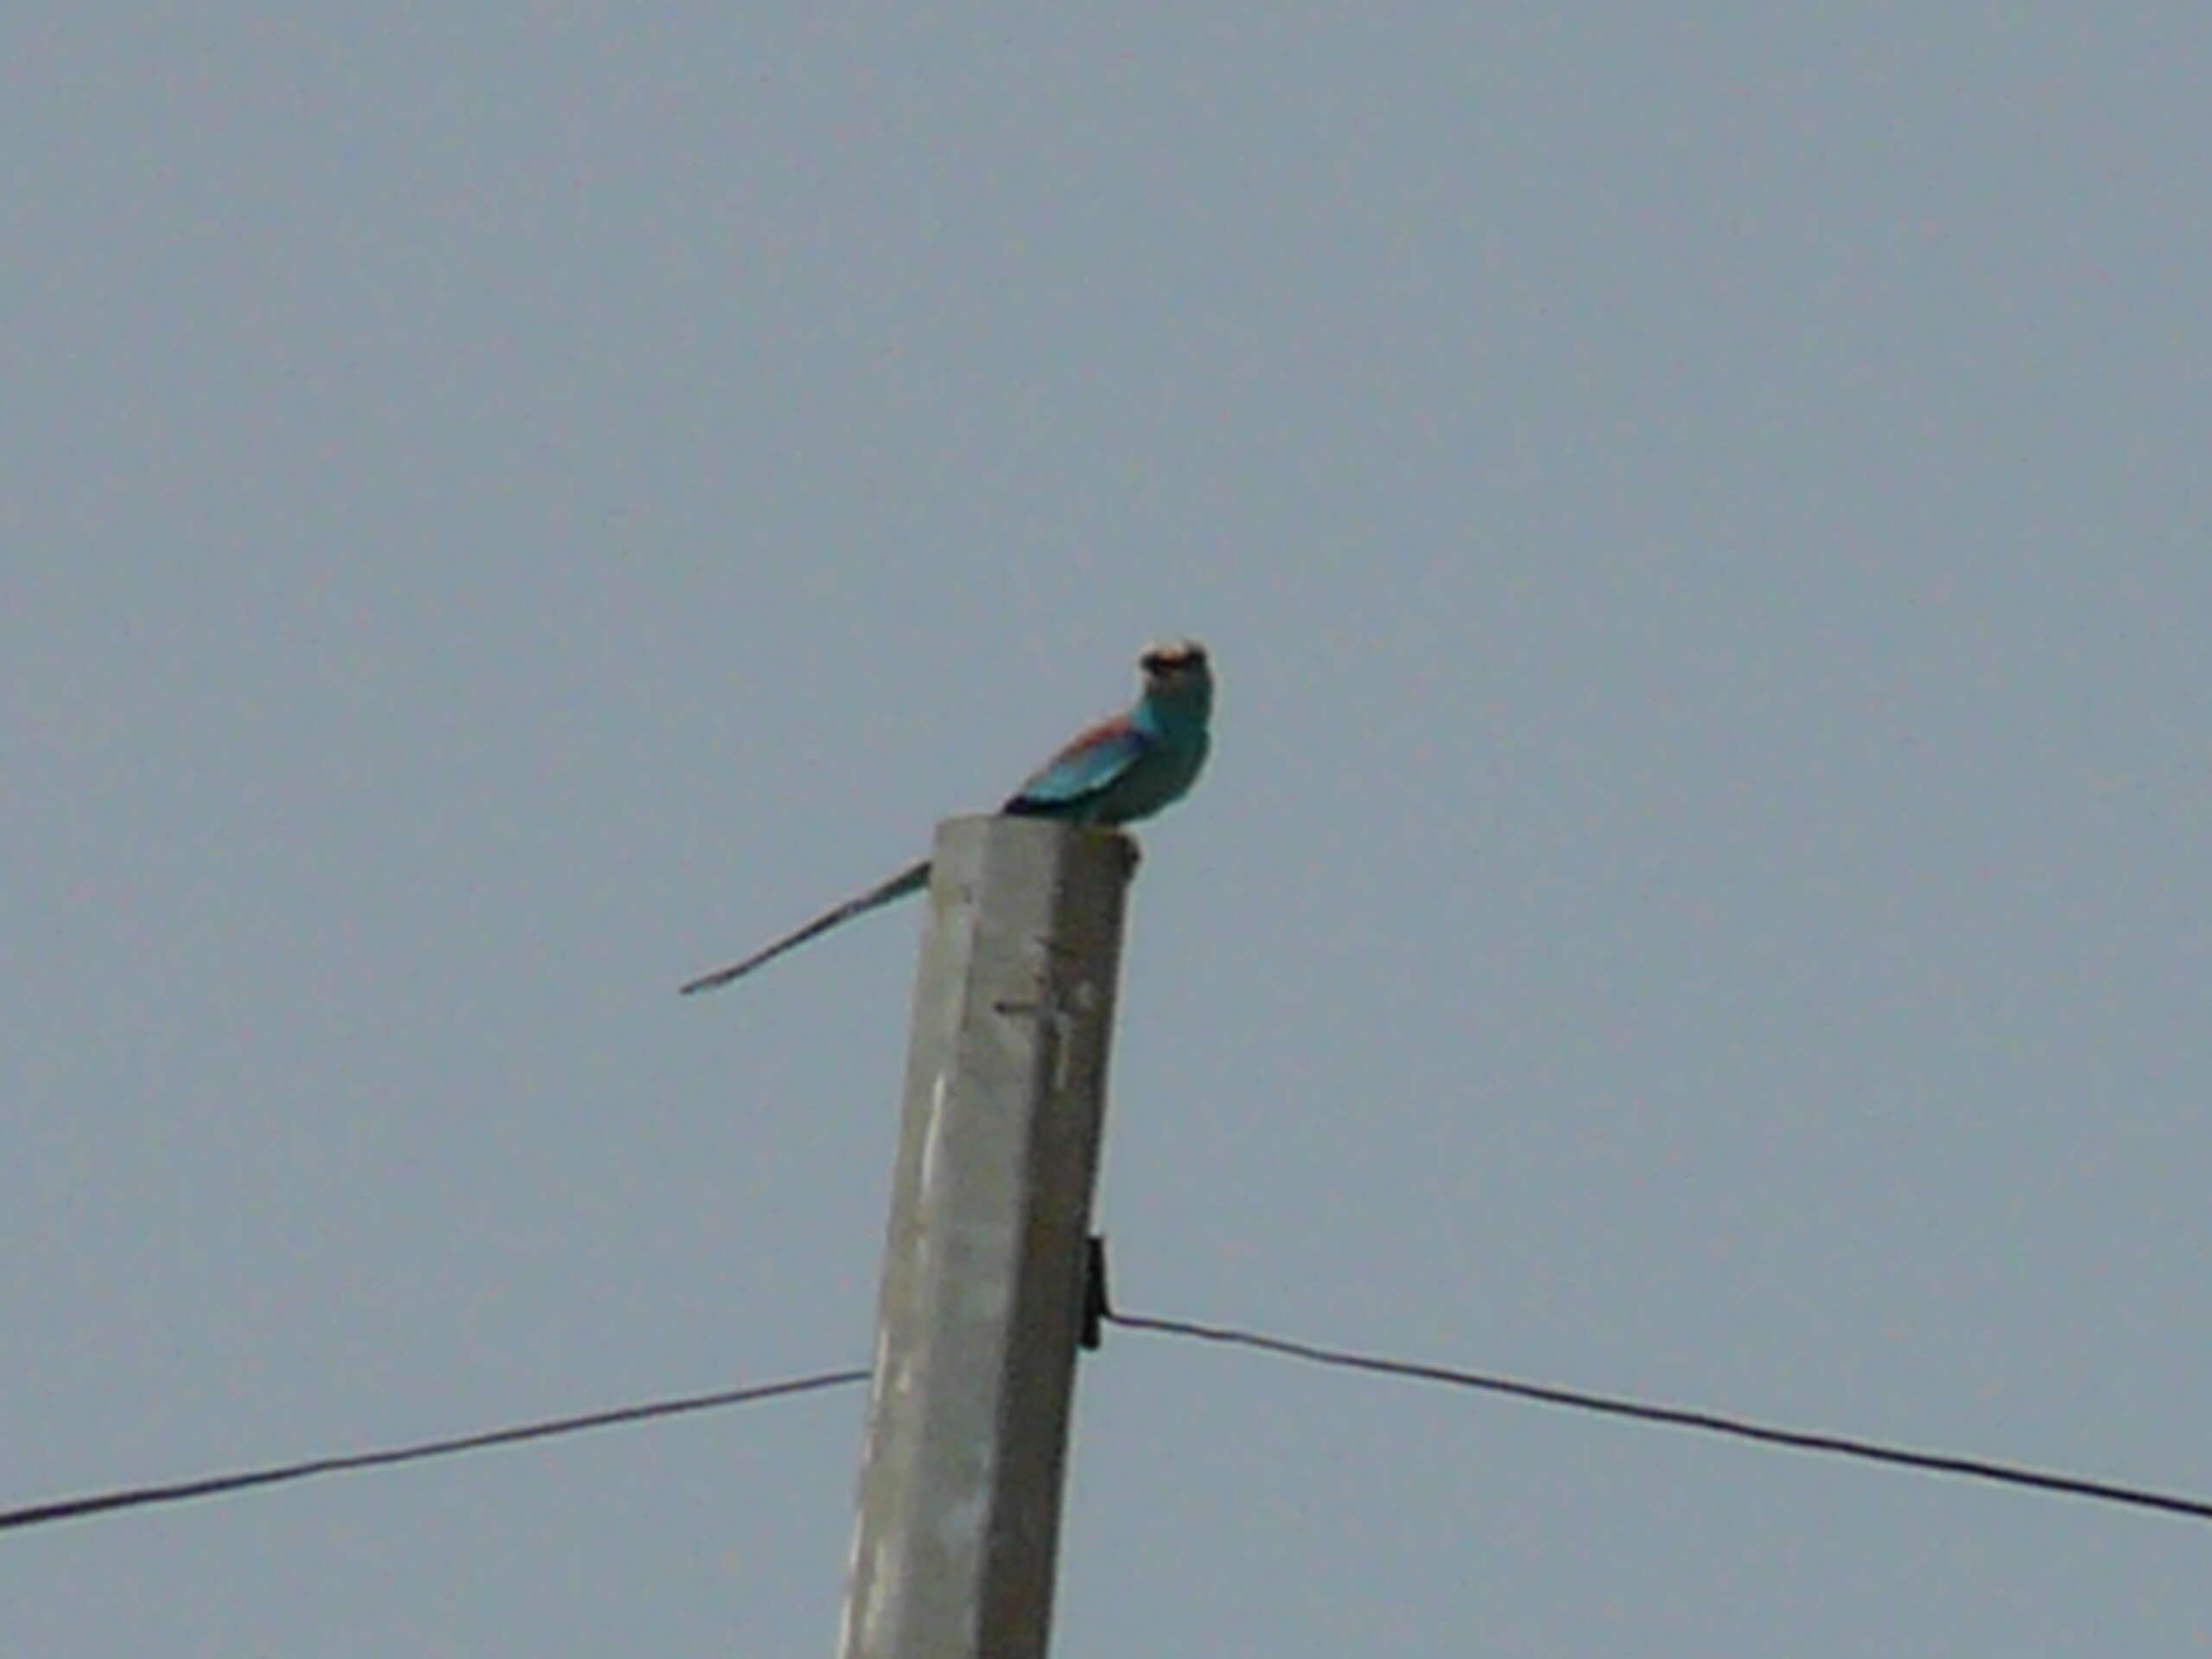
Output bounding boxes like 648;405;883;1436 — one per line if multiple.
836;815;1138;1659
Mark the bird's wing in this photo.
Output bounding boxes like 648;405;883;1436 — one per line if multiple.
680;857;931;995
1002;715;1152;815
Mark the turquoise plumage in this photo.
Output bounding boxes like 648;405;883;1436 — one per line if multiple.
681;641;1212;995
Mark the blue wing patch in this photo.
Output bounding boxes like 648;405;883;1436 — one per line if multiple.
1002;716;1152;817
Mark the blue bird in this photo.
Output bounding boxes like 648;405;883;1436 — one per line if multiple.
681;640;1213;995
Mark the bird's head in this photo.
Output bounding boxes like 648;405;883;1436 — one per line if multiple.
1138;639;1212;719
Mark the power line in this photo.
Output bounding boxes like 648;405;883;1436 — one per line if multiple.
11;1309;2210;1540
0;1366;868;1535
1105;1308;2212;1526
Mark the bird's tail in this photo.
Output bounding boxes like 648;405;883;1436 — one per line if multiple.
680;858;931;995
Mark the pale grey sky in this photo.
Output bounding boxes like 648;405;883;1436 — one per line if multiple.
6;7;2210;1654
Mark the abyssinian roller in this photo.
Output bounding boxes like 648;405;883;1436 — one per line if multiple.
681;640;1213;995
